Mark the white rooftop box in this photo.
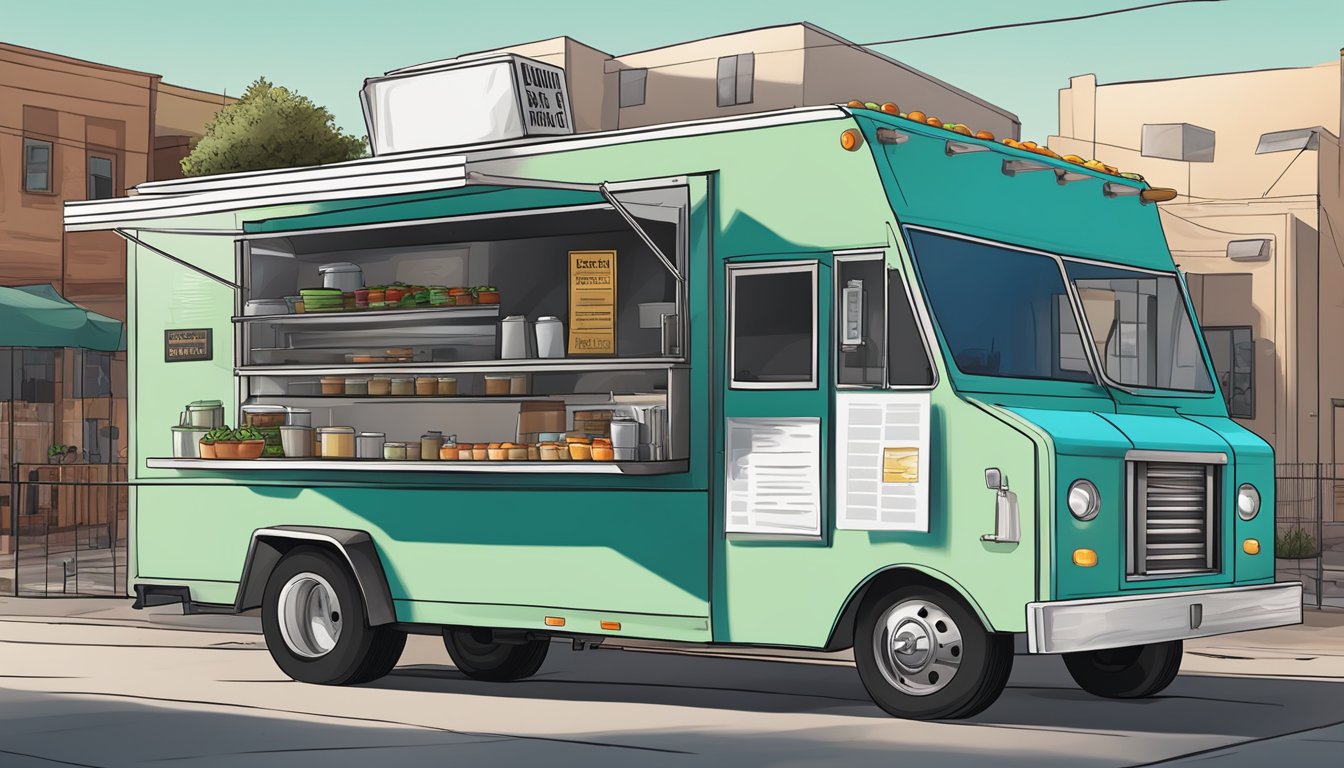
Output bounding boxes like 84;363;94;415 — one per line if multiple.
360;54;574;156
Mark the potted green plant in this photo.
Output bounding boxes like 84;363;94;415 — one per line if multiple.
199;426;233;460
47;444;67;464
1275;526;1321;560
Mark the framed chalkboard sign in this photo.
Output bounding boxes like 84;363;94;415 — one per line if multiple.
164;329;212;362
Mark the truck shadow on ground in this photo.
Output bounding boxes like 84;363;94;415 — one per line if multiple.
367;642;1344;737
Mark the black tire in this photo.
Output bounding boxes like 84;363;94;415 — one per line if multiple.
443;628;550;681
853;583;1014;720
260;546;406;685
1063;640;1183;699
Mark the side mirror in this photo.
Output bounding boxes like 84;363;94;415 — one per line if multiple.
985;468;1003;490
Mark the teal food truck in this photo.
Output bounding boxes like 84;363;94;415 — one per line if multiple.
64;60;1300;719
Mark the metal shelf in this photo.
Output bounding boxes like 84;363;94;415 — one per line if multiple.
238;358;687;377
147;457;688;476
234;305;501;325
249;395;565;406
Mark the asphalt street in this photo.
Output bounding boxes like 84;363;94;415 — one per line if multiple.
0;604;1342;767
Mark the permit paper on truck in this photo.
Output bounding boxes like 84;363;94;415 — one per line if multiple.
835;391;931;531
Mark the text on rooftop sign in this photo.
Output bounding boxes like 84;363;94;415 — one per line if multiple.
514;59;572;135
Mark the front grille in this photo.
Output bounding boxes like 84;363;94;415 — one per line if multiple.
1128;461;1218;577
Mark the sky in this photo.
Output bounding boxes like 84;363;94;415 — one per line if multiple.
6;0;1343;141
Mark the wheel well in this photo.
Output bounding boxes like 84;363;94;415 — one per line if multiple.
234;527;397;627
823;567;994;652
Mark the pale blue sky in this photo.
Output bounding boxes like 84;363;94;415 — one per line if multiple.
7;0;1342;140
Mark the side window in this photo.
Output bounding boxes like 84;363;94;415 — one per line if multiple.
1203;326;1254;418
730;263;816;388
837;257;886;387
887;270;935;387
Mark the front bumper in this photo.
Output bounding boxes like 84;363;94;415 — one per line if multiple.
1026;582;1302;654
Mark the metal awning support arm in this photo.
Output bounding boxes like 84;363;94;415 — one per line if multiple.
598;183;684;284
115;229;243;292
464;171;684;283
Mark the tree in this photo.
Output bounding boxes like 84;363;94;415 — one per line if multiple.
181;78;366;176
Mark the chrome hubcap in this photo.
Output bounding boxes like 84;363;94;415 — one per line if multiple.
277;572;342;658
874;599;963;696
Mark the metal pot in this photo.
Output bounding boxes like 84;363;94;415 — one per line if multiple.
172;426;209;458
278;426;313;458
181;400;224;429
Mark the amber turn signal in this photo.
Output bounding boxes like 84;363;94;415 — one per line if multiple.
840;129;864;152
1072;548;1098;567
1243;538;1261;555
600;621;622;631
544;616;566;627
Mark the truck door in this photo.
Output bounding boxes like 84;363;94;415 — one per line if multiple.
715;257;832;643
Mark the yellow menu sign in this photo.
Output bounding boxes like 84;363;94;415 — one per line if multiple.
568;250;617;355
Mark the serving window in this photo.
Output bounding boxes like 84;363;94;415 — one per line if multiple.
157;186;694;472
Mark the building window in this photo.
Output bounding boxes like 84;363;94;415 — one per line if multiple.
88;155;114;200
729;262;816;388
619;68;647;108
24;138;53;193
716;53;754;107
1203;326;1254;418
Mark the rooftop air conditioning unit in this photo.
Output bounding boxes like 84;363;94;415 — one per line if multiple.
361;54;574;156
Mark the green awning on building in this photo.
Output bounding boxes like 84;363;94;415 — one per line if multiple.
0;284;124;352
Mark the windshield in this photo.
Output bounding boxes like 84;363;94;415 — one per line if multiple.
909;229;1095;384
1064;262;1214;393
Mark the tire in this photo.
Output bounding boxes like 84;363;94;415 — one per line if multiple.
260;546;406;685
1063;640;1183;699
443;628;550;681
853;583;1014;720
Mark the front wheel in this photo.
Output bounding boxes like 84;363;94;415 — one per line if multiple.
443;628;550;681
853;584;1014;720
1063;640;1182;699
261;546;406;685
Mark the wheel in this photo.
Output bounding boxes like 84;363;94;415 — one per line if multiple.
261;546;406;685
1063;640;1182;699
854;583;1014;720
443;627;550;681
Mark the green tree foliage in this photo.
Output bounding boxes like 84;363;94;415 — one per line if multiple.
181;78;366;176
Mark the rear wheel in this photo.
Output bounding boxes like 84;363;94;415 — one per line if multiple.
261;547;405;685
1063;640;1182;699
443;628;549;681
853;583;1014;720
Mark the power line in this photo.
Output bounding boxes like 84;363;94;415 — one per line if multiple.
606;1;1227;74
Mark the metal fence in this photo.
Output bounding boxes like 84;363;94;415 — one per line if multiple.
1274;463;1343;609
1;464;127;597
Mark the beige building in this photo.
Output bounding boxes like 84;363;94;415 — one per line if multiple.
455;22;1020;140
1051;55;1344;475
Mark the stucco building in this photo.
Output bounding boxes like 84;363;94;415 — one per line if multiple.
448;22;1020;141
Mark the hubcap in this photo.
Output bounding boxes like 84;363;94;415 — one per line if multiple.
873;599;963;696
277;572;342;658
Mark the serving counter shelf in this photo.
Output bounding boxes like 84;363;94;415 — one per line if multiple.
146;458;688;476
238;359;688;376
234;305;501;326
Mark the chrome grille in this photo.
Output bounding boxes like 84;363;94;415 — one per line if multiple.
1129;461;1218;576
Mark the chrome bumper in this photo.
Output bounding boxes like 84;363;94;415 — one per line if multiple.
1026;582;1302;654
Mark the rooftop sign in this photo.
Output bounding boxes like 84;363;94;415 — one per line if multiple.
361;54;573;156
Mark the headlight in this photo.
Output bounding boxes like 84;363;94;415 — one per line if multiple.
1237;484;1261;521
1067;479;1100;521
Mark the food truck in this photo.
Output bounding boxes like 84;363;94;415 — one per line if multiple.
64;55;1301;719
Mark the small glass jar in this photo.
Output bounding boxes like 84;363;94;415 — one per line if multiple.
509;375;529;395
404;441;422;461
345;377;370;396
390;377;414;396
383;442;407;460
356;431;385;459
367;377;391;396
415;376;437;396
437;377;457;396
420;431;443;460
484;375;510;396
316;426;355;459
320;376;344;396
